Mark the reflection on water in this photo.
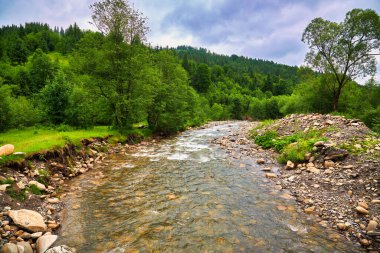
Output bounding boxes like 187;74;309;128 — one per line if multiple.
58;123;359;253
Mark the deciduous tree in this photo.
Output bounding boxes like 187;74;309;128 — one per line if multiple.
302;9;380;110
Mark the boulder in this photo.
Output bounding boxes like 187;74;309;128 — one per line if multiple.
37;235;58;253
324;148;349;161
8;209;47;232
17;241;33;253
0;243;18;253
45;245;77;253
0;144;14;156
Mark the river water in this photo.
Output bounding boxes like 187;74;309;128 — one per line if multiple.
57;122;359;252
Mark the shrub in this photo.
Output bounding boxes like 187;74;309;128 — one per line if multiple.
254;130;278;149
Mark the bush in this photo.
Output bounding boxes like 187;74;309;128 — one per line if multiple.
253;127;326;163
277;140;314;163
9;96;42;128
39;71;71;124
254;130;278;149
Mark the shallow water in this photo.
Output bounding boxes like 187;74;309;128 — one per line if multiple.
57;122;359;252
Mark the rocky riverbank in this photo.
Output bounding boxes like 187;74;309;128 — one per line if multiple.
0;137;149;253
213;114;380;252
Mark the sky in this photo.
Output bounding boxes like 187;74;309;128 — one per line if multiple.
0;0;379;82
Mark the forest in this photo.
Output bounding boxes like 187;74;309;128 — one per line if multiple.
0;2;379;136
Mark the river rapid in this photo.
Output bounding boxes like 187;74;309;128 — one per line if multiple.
57;122;359;252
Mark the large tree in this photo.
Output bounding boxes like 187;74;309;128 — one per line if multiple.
302;9;380;111
89;0;151;130
90;0;149;44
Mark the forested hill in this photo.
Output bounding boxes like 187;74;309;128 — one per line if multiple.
176;46;298;81
0;20;379;135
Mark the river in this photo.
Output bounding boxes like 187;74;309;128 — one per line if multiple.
57;122;359;252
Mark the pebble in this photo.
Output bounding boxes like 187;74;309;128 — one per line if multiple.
356;206;369;215
265;173;277;179
304;206;315;214
358;202;369;210
337;223;347;230
367;220;378;232
360;239;370;246
285;161;295;170
256;159;265;164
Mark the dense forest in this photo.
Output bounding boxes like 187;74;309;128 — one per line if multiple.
0;3;379;135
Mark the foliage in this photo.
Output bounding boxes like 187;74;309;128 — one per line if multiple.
0;85;12;131
40;71;71;124
302;9;380;111
253;127;326;163
90;0;149;44
28;184;43;195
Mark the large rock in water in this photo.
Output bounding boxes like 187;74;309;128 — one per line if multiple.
0;144;14;156
45;245;77;253
36;235;58;253
8;209;47;232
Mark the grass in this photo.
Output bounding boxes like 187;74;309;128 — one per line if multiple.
0;126;118;155
251;122;327;164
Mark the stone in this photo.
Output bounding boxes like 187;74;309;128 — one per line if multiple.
371;199;380;204
45;245;77;253
367;220;378;232
0;184;11;191
47;198;60;204
261;167;272;172
323;160;334;168
314;141;324;147
358;202;369;210
360;239;370;246
0;243;18;253
256;159;265;164
0;144;15;156
265;173;277;179
17;241;33;253
307;167;321;174
304;206;315;214
8;209;47;232
16;181;26;190
324;149;349;161
285;161;295;170
356;206;369;215
31;232;43;239
13;152;26;157
28;181;46;191
36;235;58;253
337;223;347;230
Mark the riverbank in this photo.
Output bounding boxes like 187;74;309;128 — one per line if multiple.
213;114;380;252
0;126;153;252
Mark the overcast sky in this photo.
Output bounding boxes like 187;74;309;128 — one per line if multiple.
0;0;379;82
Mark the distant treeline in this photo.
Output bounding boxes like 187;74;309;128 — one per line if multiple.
0;22;379;133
